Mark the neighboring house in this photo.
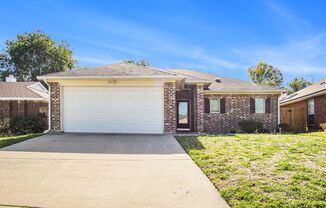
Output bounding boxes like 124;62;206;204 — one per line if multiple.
0;75;49;120
37;63;284;134
280;79;326;132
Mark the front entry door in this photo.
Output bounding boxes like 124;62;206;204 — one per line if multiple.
177;100;190;129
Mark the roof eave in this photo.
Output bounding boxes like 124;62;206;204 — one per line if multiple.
280;89;326;106
204;90;283;94
0;97;48;101
37;75;185;80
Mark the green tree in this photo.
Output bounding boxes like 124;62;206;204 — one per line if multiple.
248;62;283;87
123;59;150;67
0;31;76;81
287;77;312;94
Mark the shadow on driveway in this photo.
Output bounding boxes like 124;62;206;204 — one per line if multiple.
0;133;185;155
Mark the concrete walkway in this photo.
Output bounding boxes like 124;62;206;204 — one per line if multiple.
0;134;229;208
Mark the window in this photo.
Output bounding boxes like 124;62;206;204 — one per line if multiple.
178;101;188;124
39;107;48;115
308;99;314;115
255;98;265;114
210;99;220;113
308;99;314;126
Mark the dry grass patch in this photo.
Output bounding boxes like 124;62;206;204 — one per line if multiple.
176;132;326;207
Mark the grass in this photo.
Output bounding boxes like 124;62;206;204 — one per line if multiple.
0;134;42;149
0;205;37;208
176;132;326;208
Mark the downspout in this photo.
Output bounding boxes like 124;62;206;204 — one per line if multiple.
44;79;51;133
278;92;284;126
278;96;280;125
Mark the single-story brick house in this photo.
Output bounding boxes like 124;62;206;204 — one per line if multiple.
0;75;49;119
280;79;326;132
37;63;284;134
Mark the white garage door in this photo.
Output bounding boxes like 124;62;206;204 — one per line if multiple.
63;86;164;134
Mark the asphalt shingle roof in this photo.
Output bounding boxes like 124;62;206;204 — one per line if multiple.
167;69;284;93
0;82;47;99
280;79;326;104
37;63;284;94
38;63;181;79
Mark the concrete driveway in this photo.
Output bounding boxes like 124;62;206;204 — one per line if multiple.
0;134;229;208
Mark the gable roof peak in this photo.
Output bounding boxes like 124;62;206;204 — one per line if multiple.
38;62;183;80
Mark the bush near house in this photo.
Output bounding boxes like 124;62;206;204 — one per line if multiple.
0;118;11;135
238;120;263;133
0;113;47;136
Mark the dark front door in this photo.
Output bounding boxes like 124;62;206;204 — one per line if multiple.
177;100;190;129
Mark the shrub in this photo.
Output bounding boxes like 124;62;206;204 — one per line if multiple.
10;114;47;135
238;120;263;133
230;129;237;134
0;118;11;135
279;123;291;133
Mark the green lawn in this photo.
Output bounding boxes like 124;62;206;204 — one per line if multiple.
176;132;326;208
0;134;42;149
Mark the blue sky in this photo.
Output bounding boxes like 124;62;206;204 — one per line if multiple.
1;0;326;85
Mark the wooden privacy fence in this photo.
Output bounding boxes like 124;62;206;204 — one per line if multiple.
280;106;307;132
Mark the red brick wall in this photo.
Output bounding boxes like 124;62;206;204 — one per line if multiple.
195;85;205;132
204;94;279;133
0;101;10;119
164;82;177;133
0;100;48;119
49;82;61;131
315;94;326;131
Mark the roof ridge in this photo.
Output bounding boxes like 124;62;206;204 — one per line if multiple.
169;69;282;89
252;82;284;90
119;62;182;77
166;69;210;81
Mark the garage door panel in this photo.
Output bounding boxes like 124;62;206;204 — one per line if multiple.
63;86;164;134
63;122;162;134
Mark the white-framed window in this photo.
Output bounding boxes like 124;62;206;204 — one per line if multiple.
308;99;314;115
308;99;315;126
255;98;265;114
210;99;220;113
